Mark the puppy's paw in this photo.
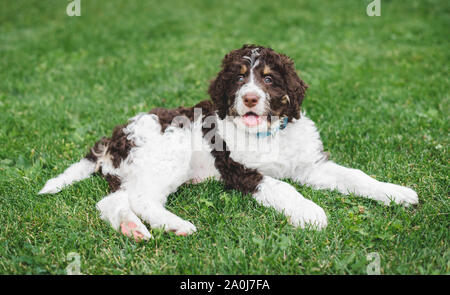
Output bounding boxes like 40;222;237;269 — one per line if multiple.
288;199;328;230
376;183;418;207
38;178;63;194
173;220;197;236
120;221;152;241
254;176;328;230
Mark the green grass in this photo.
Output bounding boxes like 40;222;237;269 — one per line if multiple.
0;0;448;274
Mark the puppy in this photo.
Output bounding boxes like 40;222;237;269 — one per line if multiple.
39;45;418;240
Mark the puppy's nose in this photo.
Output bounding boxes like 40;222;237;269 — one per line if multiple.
243;92;260;108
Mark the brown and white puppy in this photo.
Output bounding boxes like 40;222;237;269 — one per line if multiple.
39;45;418;240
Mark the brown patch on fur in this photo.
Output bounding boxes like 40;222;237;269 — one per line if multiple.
200;107;263;195
149;107;194;132
263;65;271;75
96;167;121;192
85;124;134;169
85;137;109;164
109;124;135;168
105;174;121;192
85;123;134;193
149;100;215;132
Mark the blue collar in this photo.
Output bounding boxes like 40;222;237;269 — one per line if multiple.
256;117;289;138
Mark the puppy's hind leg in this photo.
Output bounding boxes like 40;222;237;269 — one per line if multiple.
39;158;96;194
125;146;197;236
96;190;152;241
124;116;197;236
129;195;197;236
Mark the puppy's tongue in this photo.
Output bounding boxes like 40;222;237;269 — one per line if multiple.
242;113;262;127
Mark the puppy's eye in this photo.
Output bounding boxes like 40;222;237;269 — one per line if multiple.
263;76;273;84
236;75;245;84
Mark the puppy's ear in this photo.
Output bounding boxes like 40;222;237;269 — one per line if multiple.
280;54;308;120
208;69;228;119
209;49;245;119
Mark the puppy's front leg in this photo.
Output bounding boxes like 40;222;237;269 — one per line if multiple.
254;176;328;229
297;161;418;206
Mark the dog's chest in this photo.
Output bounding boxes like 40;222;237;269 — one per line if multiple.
218;116;325;178
216;119;294;178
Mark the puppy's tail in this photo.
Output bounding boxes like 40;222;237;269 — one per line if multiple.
38;138;109;195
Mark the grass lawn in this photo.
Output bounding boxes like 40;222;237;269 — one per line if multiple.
0;0;448;274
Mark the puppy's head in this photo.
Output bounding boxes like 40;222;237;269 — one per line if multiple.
208;44;308;132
